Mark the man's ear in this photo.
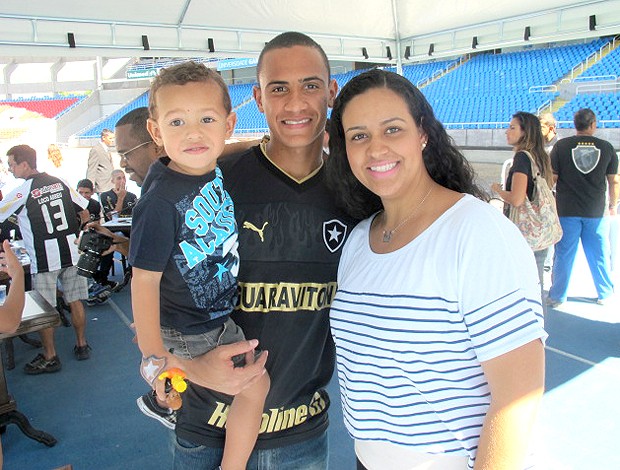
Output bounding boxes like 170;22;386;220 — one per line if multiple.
327;79;338;108
253;85;264;113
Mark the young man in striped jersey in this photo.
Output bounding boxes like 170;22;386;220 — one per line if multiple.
0;145;92;371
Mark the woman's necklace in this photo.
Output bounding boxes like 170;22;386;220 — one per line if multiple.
382;186;433;243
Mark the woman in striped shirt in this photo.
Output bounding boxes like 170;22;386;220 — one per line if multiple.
326;69;546;470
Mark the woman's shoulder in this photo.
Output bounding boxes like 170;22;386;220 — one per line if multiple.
511;151;532;173
442;195;531;255
446;195;519;235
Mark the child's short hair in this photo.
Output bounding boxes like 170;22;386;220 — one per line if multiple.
148;61;231;119
77;178;94;191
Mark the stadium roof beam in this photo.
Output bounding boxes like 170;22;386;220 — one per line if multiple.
400;0;620;62
0;0;617;64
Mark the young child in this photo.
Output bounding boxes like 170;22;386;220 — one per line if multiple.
129;61;269;470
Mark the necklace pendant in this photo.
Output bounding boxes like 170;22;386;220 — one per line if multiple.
382;230;393;243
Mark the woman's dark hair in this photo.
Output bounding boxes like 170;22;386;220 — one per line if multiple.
326;69;486;220
512;111;554;187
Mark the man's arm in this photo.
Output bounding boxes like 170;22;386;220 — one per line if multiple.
112;189;126;215
607;173;619;216
550;144;559;187
78;209;90;227
0;183;27;223
85;222;129;257
132;267;268;395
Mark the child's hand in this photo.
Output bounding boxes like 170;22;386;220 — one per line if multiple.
154;377;182;410
154;377;168;403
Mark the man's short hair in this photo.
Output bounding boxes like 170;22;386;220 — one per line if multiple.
101;128;114;139
6;144;37;169
257;31;331;81
115;107;151;143
574;108;596;132
77;179;94;191
148;61;231;119
110;169;125;180
539;112;556;128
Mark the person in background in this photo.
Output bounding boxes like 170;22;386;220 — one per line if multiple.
492;111;554;296
326;69;546;470
0;145;92;369
116;108;163;188
100;169;138;221
539;112;558;273
548;108;619;307
95;170;137;290
76;177;122;304
539;112;558;155
47;144;63;170
86;129;116;194
76;179;102;223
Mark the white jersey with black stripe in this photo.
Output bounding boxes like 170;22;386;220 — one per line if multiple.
0;173;88;273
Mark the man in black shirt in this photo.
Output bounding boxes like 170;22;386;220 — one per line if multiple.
548;108;619;307
100;170;138;221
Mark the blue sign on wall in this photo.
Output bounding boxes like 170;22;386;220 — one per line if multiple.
217;58;258;71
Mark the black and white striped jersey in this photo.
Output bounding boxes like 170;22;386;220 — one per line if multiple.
0;173;88;273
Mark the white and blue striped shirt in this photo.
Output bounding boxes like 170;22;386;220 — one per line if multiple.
331;195;546;468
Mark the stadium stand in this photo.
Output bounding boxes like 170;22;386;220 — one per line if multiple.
80;93;149;138
422;40;608;128
79;82;257;138
574;43;620;81
386;59;456;87
555;91;620;128
0;96;85;119
73;38;619;138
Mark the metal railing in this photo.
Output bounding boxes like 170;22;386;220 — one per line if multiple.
537;99;553;115
529;85;558;93
443;120;620;130
575;82;620;94
573;74;617;83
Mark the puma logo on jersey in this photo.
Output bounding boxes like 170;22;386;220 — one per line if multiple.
243;221;269;242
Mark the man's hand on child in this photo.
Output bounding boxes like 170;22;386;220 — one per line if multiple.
187;340;268;396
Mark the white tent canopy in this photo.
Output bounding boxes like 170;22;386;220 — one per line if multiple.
0;0;619;64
